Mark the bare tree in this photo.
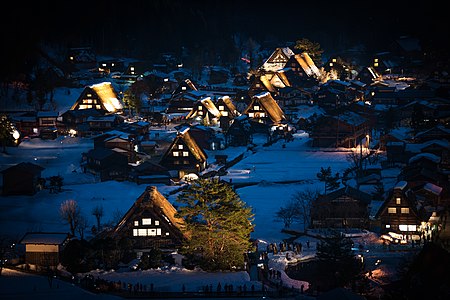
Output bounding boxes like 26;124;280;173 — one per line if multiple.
76;215;89;240
275;200;299;228
291;189;320;232
59;199;80;237
91;205;104;231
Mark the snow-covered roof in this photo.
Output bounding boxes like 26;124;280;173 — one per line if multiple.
394;181;407;190
36;111;59;118
20;232;68;245
408;153;441;164
424;183;442;195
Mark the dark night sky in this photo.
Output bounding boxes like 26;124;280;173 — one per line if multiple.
2;0;449;78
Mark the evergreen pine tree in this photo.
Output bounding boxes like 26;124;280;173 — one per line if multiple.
0;114;14;153
316;230;362;288
316;166;340;195
175;178;254;271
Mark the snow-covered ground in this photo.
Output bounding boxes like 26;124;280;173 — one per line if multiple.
0;84;405;298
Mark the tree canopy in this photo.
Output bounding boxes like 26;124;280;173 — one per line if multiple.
175;178;254;271
294;38;324;65
0;114;15;153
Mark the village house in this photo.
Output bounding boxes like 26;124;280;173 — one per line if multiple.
19;232;70;270
310;186;372;229
82;148;129;182
1;162;44;196
185;97;221;126
225;115;254;147
70;82;123;113
310;111;370;148
159;126;208;179
243;91;287;128
376;181;422;243
111;186;186;258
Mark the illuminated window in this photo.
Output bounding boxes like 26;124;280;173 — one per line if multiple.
69;56;74;60
374;58;379;62
218;106;224;110
138;229;147;236
157;228;162;236
399;225;417;232
133;229;138;236
198;106;203;110
142;218;151;225
222;111;228;116
254;105;260;110
329;62;334;67
249;112;254;118
332;58;337;62
260;113;265;118
173;152;179;157
401;208;409;214
182;86;187;90
134;221;139;226
178;145;183;149
396;197;401;205
102;63;106;67
374;63;379;67
198;111;203;115
166;232;170;236
183;151;189;157
385;224;390;228
96;105;101;109
111;63;115;67
87;94;92;97
33;128;39;134
164;78;169;82
155;220;159;225
388;207;396;214
148;229;157;236
130;67;135;71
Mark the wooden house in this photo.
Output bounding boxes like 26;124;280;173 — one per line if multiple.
86;114;121;133
70;82;123;113
243;91;287;128
10;112;39;138
216;96;240;131
284;52;321;87
60;108;105;136
322;56;353;80
97;59;126;75
171;79;198;98
310;112;369;148
355;66;380;84
112;186;186;256
259;47;295;73
225;115;254;146
129;161;171;185
159;126;208;178
376;181;422;242
67;47;96;69
1;162;44;196
310;186;372;229
19;232;70;269
186;97;221;126
82;148;129;181
413;125;450;143
186;124;223;151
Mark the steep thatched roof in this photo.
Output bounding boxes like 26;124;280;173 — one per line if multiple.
244;92;286;124
114;186;186;235
178;128;208;162
293;52;321;77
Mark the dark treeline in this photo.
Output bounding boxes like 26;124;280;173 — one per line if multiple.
2;0;448;80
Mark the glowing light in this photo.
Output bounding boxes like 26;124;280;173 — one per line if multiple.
12;129;20;140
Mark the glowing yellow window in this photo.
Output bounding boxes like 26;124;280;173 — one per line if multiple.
388;207;396;214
